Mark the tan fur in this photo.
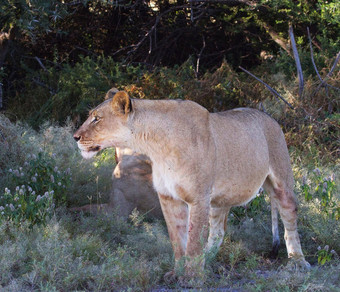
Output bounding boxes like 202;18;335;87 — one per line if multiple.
74;89;310;277
70;147;162;219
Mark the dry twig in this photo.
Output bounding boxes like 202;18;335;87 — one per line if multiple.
289;26;304;98
195;36;206;78
239;66;294;109
34;57;47;72
307;28;323;83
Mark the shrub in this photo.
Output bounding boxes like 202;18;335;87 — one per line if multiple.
301;168;338;220
9;56;144;128
8;56;248;128
12;151;71;205
0;114;115;218
229;192;269;225
294;165;339;265
0;185;53;227
0;114;36;172
0;151;72;226
317;245;338;266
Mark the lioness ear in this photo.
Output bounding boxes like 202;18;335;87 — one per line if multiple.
104;87;119;100
112;91;132;115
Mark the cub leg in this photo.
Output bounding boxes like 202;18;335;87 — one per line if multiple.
110;188;134;218
206;206;230;251
158;194;189;261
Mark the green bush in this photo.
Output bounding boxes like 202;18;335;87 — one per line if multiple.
10;151;71;205
0;151;72;227
0;185;53;227
8;56;247;128
317;245;337;266
0;114;115;213
230;193;269;225
10;56;144;128
301;168;338;220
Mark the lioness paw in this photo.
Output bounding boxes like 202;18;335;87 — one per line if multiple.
163;270;177;285
286;257;311;272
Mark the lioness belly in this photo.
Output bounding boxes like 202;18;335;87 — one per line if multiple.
210;110;270;207
211;175;267;207
211;148;269;207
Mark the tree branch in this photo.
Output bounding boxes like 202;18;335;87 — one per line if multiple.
239;66;294;109
289;26;304;98
307;27;322;82
32;78;56;95
327;51;340;78
314;51;340;95
128;5;190;56
188;0;257;6
195;36;206;78
34;57;48;72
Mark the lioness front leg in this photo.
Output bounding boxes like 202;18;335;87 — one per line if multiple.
185;200;210;277
158;194;188;262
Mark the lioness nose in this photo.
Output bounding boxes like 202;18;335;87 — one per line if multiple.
73;134;81;142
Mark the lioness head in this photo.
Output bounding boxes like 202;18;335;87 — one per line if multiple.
73;89;133;159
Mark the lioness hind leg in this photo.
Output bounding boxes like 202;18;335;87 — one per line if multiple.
274;187;302;257
263;179;280;258
206;206;230;251
271;200;280;258
266;176;310;269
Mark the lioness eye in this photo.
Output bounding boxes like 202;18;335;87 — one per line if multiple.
91;116;100;124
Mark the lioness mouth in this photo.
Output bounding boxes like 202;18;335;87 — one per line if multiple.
89;146;101;152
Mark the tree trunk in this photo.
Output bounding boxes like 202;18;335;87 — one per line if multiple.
0;27;17;109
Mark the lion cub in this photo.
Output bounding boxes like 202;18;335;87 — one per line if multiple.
70;147;162;219
110;147;162;218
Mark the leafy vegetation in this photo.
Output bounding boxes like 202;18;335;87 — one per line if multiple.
0;151;72;227
301;168;338;220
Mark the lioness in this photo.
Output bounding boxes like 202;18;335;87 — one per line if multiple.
70;147;162;218
74;89;310;278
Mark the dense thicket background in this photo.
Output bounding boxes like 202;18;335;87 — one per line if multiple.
0;1;339;290
1;1;338;118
